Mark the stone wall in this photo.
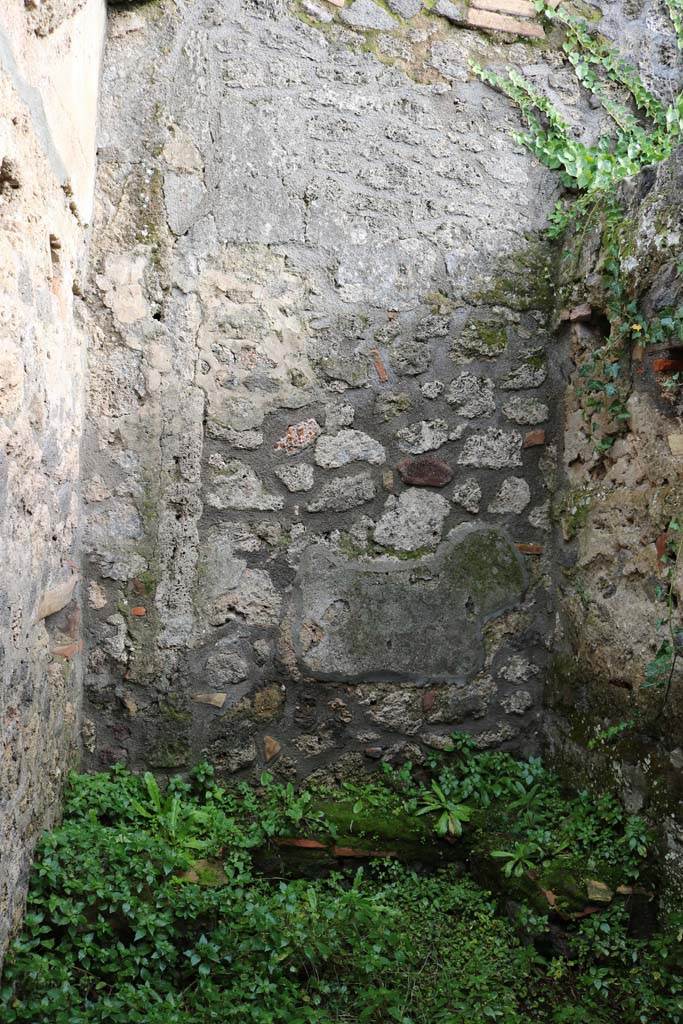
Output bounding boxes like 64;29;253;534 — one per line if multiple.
82;0;576;780
545;150;683;906
0;0;105;959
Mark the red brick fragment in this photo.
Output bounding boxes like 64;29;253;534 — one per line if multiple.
516;543;544;556
523;429;545;448
653;358;683;374
422;689;436;712
466;7;544;36
276;838;327;850
371;348;389;384
397;456;453;488
131;606;146;616
656;532;669;567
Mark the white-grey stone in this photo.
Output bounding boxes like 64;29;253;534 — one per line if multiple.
301;0;334;21
458;429;523;469
395;419;449;454
315;430;386;468
208;569;281;627
386;0;423;18
501;690;534;715
498;654;537;684
488;477;531;514
502;396;549;425
528;501;551;532
434;0;467;23
206;425;264;448
325;402;355;432
374;490;450;551
451;477;481;514
205;460;284;511
306;472;376;513
275;463;315;493
501;361;547;390
206;646;250;686
420;380;444;399
340;0;398;30
447;372;496;419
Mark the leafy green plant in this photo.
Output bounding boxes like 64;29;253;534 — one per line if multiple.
416;779;472;836
490;841;544;877
0;762;679;1024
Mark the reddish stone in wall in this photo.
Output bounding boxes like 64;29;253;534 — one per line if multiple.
397;456;453;487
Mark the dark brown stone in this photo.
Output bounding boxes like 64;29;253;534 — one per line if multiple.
397;456;453;488
523;429;546;448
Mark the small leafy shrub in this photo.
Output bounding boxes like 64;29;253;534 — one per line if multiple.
1;756;681;1023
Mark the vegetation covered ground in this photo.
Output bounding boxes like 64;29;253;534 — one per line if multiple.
1;739;681;1023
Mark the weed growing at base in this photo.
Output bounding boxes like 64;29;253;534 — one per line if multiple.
1;747;681;1023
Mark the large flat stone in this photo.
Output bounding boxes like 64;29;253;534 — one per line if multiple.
286;525;526;684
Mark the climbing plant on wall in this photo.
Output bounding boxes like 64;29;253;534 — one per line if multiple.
472;2;682;698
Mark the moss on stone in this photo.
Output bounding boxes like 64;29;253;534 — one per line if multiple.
471;240;558;315
444;529;525;606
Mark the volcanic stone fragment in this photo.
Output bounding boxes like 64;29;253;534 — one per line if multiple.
397;456;453;488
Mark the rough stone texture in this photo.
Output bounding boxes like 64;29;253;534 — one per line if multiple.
0;0;105;962
446;372;496;418
306;471;376;512
395;419;449;454
546;151;683;909
396;455;453;487
1;0;681;962
78;0;568;791
488;476;531;514
286;527;526;683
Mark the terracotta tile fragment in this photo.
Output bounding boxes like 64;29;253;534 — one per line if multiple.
471;0;534;16
466;7;544;36
523;429;545;448
276;837;327;849
371;348;389;383
131;606;146;616
264;734;281;761
516;543;543;555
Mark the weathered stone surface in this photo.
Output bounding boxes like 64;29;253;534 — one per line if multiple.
488;477;531;514
395;419;449;454
458;429;523;468
501;690;533;714
434;0;468;24
315;430;386;468
386;0;423;16
420;380;444;399
208;570;281;627
205;460;284;511
206;646;250;686
340;0;398;29
301;0;334;22
0;0;105;962
374;490;450;551
397;456;453;488
502;396;549;425
306;472;376;512
374;392;413;421
451;478;482;514
274;419;322;454
447;372;496;419
275;463;315;493
501;359;547;390
286;527;526;683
